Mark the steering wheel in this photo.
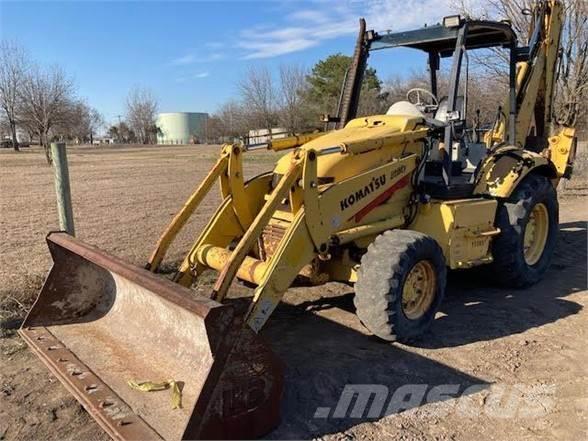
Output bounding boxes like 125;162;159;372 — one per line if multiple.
406;88;439;108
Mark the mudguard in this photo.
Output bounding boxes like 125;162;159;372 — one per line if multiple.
473;146;557;198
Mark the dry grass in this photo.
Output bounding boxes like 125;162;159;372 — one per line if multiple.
0;144;279;323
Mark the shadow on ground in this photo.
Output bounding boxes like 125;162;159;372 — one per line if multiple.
264;300;488;439
263;222;586;439
423;221;586;348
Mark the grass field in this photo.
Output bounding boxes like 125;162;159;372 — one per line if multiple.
0;144;280;322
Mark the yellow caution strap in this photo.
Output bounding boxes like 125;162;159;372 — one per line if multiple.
169;381;182;410
128;379;182;409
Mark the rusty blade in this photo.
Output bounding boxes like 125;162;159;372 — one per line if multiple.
20;325;162;441
20;232;283;440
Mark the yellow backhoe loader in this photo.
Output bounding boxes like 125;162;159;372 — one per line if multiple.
20;1;577;439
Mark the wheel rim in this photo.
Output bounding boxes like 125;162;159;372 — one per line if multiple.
402;260;437;320
523;202;549;266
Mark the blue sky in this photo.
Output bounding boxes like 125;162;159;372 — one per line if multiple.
0;0;458;126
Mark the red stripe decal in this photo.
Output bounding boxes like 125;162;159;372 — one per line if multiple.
350;174;410;223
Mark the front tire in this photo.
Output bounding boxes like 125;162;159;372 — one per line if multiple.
354;230;447;343
490;173;558;287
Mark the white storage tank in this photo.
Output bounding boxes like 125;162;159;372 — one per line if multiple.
157;112;208;144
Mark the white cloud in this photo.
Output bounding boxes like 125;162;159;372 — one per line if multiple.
363;0;454;31
170;51;224;66
241;39;318;60
172;0;463;62
237;0;457;59
172;54;195;66
175;71;209;82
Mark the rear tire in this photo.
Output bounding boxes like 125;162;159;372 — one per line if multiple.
354;230;446;343
490;173;558;287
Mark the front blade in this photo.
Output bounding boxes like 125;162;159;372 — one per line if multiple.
20;233;282;440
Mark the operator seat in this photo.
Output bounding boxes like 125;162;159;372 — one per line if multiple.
385;101;426;118
389;96;476;200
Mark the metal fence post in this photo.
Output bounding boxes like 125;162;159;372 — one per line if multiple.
51;142;75;236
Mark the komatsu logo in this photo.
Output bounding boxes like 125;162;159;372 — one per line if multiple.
339;174;386;211
339;166;407;212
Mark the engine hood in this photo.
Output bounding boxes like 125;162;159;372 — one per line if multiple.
273;114;425;182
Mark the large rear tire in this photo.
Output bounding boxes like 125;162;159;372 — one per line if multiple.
490;173;558;287
354;230;447;343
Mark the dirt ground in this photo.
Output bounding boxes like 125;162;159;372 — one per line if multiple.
1;145;586;441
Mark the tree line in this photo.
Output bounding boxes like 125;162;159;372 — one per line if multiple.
0;41;104;162
206;55;388;142
205;54;510;143
0;41;160;162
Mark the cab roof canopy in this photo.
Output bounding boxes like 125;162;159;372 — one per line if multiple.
370;20;517;57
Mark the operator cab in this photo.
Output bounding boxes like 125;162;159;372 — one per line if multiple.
335;15;523;199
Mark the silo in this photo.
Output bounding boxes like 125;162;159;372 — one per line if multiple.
156;112;209;144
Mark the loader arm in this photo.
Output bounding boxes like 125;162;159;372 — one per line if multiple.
171;143;417;331
146;132;326;274
145;151;231;272
245;151;416;331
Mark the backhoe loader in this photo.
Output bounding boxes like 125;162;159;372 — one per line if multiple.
21;1;577;439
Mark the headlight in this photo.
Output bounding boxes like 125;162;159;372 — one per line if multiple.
443;15;461;28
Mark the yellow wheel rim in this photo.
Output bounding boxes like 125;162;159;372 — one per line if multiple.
402;260;437;320
523;202;549;266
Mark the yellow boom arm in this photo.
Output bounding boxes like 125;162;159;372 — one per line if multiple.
486;0;566;148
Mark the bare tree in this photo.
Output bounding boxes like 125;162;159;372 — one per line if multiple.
205;115;224;143
19;65;75;163
278;64;310;133
212;100;249;140
0;41;29;151
384;72;431;103
238;66;278;133
357;87;395;117
453;0;588;130
57;100;104;144
87;107;104;144
119;122;136;143
0;115;10;140
126;87;158;144
557;0;588;128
